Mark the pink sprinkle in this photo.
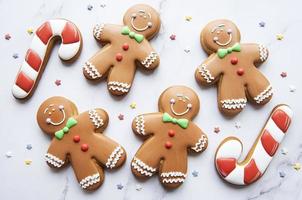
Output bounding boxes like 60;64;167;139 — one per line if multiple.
280;72;287;78
5;34;11;40
55;80;61;86
118;114;124;120
214;127;220;134
170;34;176;40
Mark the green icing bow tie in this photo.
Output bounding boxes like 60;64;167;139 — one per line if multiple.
55;117;78;140
217;43;241;58
121;26;144;43
162;112;189;129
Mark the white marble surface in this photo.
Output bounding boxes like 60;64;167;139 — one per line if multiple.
0;0;301;199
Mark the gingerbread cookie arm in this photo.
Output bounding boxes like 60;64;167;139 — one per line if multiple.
136;42;160;70
86;109;109;133
195;54;223;85
45;139;68;168
132;113;161;137
187;123;208;153
93;24;121;44
245;43;269;65
215;105;292;186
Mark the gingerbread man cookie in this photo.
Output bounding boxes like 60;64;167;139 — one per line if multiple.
12;19;82;100
195;19;272;116
131;86;208;189
37;97;126;191
83;4;160;96
215;105;292;186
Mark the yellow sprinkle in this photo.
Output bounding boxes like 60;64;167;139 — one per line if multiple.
293;163;301;171
27;28;34;35
24;159;32;165
130;102;136;109
276;34;284;40
185;16;192;21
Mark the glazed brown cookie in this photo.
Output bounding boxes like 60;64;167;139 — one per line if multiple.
131;86;208;189
195;19;272;116
83;4;160;96
37;97;126;191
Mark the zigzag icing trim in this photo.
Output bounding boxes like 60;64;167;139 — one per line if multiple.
45;153;65;168
191;135;207;152
135;115;145;135
221;98;247;110
79;173;100;189
141;52;158;68
88;109;104;129
93;24;104;40
161;171;186;184
83;62;102;79
198;64;215;83
259;44;268;62
105;146;124;169
131;157;156;177
108;81;131;93
254;85;273;104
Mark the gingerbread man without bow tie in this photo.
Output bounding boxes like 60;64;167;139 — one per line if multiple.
195;19;272;116
37;97;126;191
131;86;208;189
83;4;160;96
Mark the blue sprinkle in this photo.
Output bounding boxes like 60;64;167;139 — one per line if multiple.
192;170;199;177
279;171;286;178
12;53;19;59
117;183;123;190
87;5;93;11
259;21;266;27
26;144;32;150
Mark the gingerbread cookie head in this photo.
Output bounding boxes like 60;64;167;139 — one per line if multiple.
37;96;77;135
123;4;161;40
158;86;200;120
201;19;241;54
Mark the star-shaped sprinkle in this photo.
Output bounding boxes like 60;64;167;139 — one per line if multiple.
135;184;143;191
280;72;287;78
281;147;288;155
116;183;124;190
27;28;34;35
184;47;191;53
26;144;32;150
235;122;241;129
185;16;192;21
192;170;199;177
259;21;266;27
214;126;220;134
293;163;301;171
5;33;11;40
130;102;136;109
5;151;12;158
289;85;296;93
24;159;32;165
279;171;286;178
100;4;106;8
170;34;176;40
12;53;19;59
87;4;93;10
55;79;61;86
118;114;124;120
276;34;284;40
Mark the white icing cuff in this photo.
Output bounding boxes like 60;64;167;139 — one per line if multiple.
141;52;158;68
108;81;131;93
221;98;247;110
105;146;124;169
191;135;207;152
259;44;268;62
198;63;215;83
45;153;65;168
83;62;102;79
254;85;273;104
88;109;104;129
93;24;104;40
161;172;187;184
79;173;100;189
131;157;156;177
135;115;145;135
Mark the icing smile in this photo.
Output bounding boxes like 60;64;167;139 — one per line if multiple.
211;24;232;46
131;10;152;32
44;104;66;126
169;94;192;116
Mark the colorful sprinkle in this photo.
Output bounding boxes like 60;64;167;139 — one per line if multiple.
279;171;286;178
192;170;199;177
12;53;19;59
184;47;191;53
214;126;220;134
55;79;61;86
293;163;301;171
100;4;106;8
276;34;284;40
24;159;32;165
280;72;287;78
5;151;12;158
116;183;124;190
118;114;124;120
235;122;241;129
281;147;288;155
87;4;93;10
130;102;136;109
4;33;11;40
259;21;266;27
27;28;34;35
135;184;143;191
289;85;296;93
185;16;192;21
170;34;176;40
26;144;32;150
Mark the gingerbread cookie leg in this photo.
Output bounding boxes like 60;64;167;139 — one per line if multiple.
159;152;187;189
71;156;105;191
218;77;247;116
107;64;135;95
45;140;68;168
215;105;292;186
246;71;273;105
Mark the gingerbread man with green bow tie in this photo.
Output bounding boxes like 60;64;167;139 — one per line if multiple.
131;86;208;189
83;4;161;96
195;19;272;116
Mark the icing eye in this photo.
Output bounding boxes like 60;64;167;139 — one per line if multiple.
59;105;64;110
170;98;175;104
147;22;152;28
143;15;147;19
52;108;55;111
132;13;137;18
46;118;51;124
187;103;192;109
213;36;219;41
227;29;232;34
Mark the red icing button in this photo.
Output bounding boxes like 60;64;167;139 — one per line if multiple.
81;144;89;152
122;43;129;51
237;68;244;76
168;130;175;137
165;141;172;149
116;53;123;62
73;135;80;143
230;57;238;65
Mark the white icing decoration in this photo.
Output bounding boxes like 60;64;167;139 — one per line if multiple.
191;135;207;152
88;109;104;129
135;115;145;135
29;35;47;59
12;85;27;98
211;24;233;46
224;166;245;185
93;24;104;40
161;172;186;184
49;19;66;35
58;41;81;60
43;105;65;126
170;94;192;116
45;153;65;168
162;178;185;184
105;146;124;169
254;85;273;104
221;98;247;110
108;81;131;93
79;173;100;189
83;62;102;79
198;64;215;83
21;62;39;80
131;10;152;32
259;44;268;62
131;157;156;177
141;52;158;68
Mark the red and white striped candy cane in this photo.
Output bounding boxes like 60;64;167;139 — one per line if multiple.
215;104;293;185
12;19;82;99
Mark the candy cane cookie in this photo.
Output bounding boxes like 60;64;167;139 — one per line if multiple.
215;104;293;186
12;19;82;100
